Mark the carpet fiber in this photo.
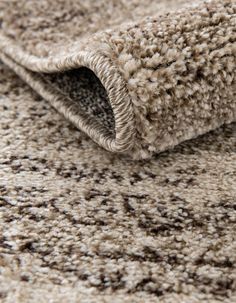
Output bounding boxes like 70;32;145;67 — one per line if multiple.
0;0;236;302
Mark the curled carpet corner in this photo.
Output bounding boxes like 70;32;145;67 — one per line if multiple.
0;0;235;159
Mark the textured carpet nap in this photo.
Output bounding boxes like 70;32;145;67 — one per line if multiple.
0;1;236;303
0;0;235;158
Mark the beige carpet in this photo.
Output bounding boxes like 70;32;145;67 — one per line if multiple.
0;0;236;302
0;0;235;158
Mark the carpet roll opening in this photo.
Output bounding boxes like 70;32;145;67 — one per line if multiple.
42;67;116;136
34;52;137;153
0;49;137;153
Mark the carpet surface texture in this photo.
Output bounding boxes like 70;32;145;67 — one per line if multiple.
0;0;236;302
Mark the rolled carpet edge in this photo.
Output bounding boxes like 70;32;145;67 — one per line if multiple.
0;43;137;155
0;0;235;159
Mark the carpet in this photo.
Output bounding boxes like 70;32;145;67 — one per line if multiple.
0;0;236;302
0;0;235;159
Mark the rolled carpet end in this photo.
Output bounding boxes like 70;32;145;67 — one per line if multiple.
0;0;235;159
